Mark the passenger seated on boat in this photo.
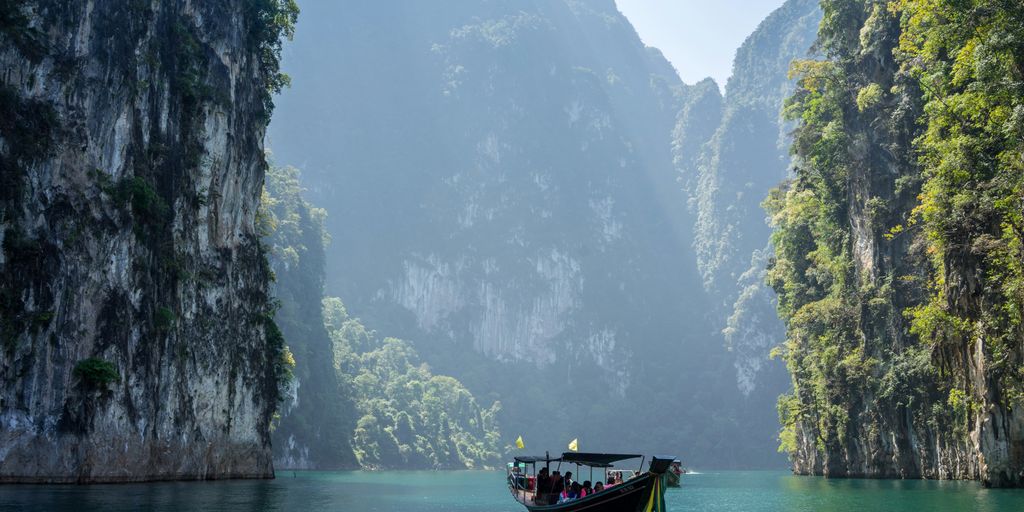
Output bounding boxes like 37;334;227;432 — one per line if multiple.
564;471;573;487
594;481;604;493
606;476;616;488
582;480;592;497
558;482;582;504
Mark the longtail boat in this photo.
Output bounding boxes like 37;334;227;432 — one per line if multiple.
506;452;672;512
665;460;685;488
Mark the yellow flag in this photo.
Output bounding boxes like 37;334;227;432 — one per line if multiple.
516;436;525;449
568;438;578;452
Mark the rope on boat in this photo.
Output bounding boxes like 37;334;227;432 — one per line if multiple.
643;475;665;512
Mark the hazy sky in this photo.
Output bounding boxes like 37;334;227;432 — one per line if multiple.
616;0;787;87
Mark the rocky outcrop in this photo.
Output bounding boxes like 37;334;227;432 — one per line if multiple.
0;0;287;482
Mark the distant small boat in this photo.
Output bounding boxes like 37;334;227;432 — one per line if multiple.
507;452;672;512
665;460;685;488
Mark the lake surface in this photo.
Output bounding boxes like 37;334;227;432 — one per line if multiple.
2;470;1023;511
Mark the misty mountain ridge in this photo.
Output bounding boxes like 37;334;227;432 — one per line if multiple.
267;0;820;469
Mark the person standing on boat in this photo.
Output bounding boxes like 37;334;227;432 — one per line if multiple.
550;471;565;504
535;468;551;505
564;471;574;488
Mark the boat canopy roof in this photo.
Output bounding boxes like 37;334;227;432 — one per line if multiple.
513;455;563;464
560;452;642;467
513;453;643;466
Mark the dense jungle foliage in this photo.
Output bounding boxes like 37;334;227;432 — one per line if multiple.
769;0;1024;480
323;297;504;469
898;0;1024;407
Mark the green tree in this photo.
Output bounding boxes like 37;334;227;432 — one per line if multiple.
324;297;504;469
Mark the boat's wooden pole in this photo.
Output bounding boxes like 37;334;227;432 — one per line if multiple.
545;451;550;504
522;463;526;503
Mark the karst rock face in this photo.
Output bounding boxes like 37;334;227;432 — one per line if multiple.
0;1;279;482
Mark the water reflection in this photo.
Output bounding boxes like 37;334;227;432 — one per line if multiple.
762;472;1008;512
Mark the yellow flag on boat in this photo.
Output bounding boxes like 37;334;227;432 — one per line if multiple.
515;436;525;449
568;438;578;452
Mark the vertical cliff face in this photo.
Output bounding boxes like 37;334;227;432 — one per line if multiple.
674;0;820;397
771;0;1024;487
769;1;968;480
0;0;292;482
902;1;1024;487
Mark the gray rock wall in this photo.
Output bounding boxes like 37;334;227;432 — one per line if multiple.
0;0;277;482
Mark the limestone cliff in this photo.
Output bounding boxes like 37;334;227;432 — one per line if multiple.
770;0;1024;487
0;0;294;482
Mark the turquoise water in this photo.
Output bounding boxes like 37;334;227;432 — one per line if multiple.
2;470;1023;511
